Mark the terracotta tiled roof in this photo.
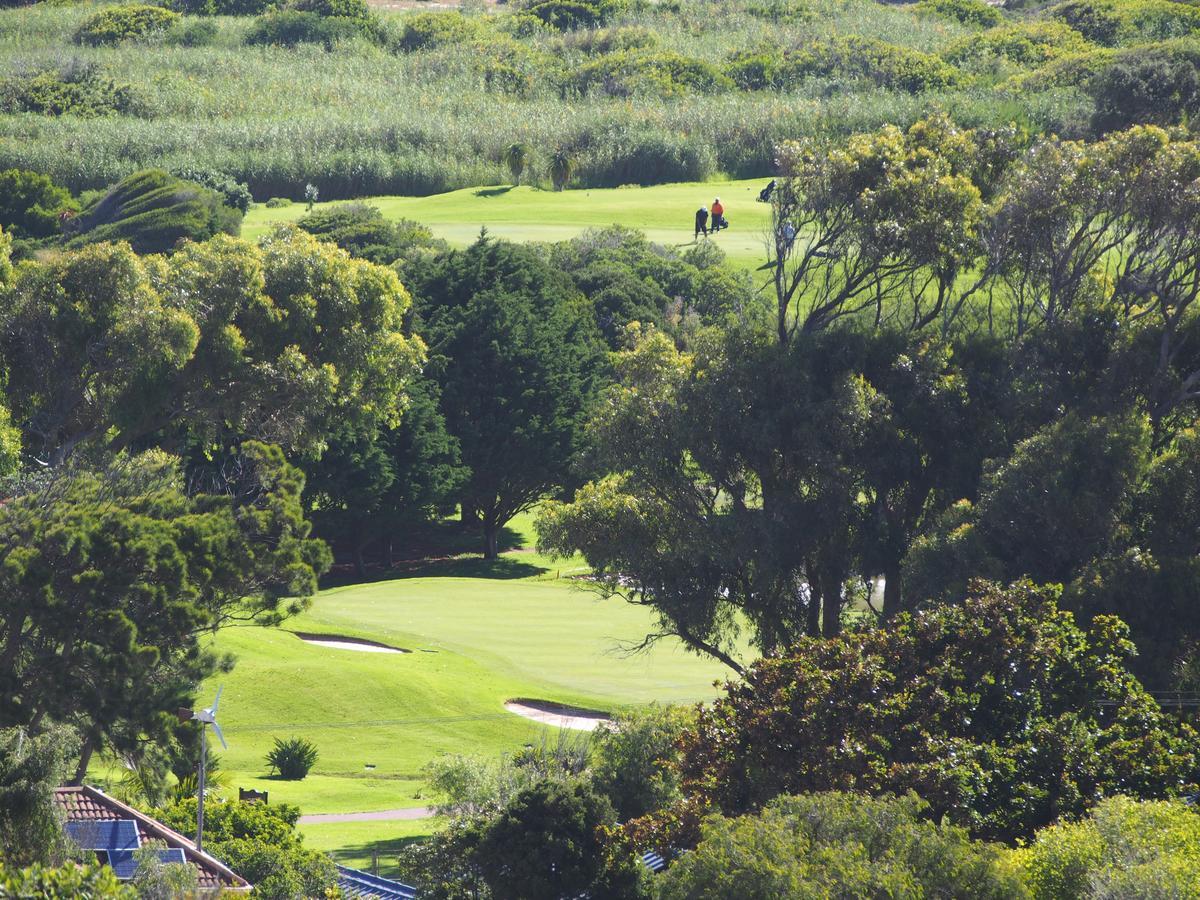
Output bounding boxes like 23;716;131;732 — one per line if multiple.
53;785;251;892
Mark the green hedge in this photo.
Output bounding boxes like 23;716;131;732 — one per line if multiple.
74;5;180;46
0;169;75;239
944;20;1093;67
573;49;733;97
67;169;242;254
0;64;137;116
395;11;481;51
1050;0;1200;47
917;0;1003;28
244;10;377;48
523;0;625;31
732;37;962;92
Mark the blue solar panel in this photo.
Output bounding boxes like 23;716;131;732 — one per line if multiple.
104;848;189;881
65;820;139;852
156;848;187;866
641;850;667;872
106;850;139;880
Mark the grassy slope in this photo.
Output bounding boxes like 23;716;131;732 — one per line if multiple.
244;179;776;270
160;516;737;856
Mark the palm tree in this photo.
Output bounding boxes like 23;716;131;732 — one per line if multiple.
504;143;529;186
549;147;574;192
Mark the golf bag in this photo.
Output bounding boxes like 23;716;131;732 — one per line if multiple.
757;180;776;203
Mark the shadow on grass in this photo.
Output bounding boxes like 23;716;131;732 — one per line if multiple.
322;554;547;588
328;834;429;879
321;519;549;588
474;185;514;198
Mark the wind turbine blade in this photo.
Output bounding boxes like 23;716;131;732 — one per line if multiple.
210;720;228;751
212;685;222;714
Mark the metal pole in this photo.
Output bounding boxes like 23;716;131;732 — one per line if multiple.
197;725;206;853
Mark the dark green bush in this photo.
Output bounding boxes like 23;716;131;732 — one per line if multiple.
1051;0;1200;46
74;5;180;46
0;63;137;117
1088;42;1200;132
573;49;733;97
591;706;689;820
917;0;1003;28
677;581;1200;842
0;169;75;239
170;167;253;213
395;12;481;51
473;781;645;900
67;169;242;254
297;202;442;264
1051;0;1125;44
265;197;292;207
265;736;319;780
164;19;220;46
523;0;624;31
244;10;372;48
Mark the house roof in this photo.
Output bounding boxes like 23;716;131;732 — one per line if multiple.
335;865;418;899
53;785;251;892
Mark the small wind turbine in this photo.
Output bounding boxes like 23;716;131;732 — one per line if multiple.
178;687;227;854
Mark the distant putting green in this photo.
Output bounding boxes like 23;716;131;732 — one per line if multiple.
243;179;775;271
196;517;738;829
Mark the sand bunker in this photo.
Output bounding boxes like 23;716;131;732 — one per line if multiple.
504;699;611;731
293;633;409;654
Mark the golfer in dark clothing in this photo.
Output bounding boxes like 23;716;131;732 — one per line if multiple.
695;206;709;237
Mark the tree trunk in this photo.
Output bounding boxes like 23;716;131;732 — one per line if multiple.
882;562;902;618
72;734;95;786
353;541;367;580
483;524;499;560
821;571;842;638
805;565;822;638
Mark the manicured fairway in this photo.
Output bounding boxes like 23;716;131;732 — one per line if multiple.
243;179;776;271
191;517;740;859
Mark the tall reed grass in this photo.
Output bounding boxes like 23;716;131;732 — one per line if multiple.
0;0;1092;198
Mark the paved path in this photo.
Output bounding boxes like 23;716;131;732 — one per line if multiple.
298;807;434;824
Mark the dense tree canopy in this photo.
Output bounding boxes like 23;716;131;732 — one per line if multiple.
0;169;74;240
156;797;337;899
0;228;422;465
658;793;1023;900
669;581;1199;842
414;236;606;557
0;444;330;779
304;371;466;574
539;325;1006;664
0;725;76;867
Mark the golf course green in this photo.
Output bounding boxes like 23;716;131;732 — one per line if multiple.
243;179;776;271
162;516;739;864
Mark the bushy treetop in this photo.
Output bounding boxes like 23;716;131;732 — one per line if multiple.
673;581;1199;842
